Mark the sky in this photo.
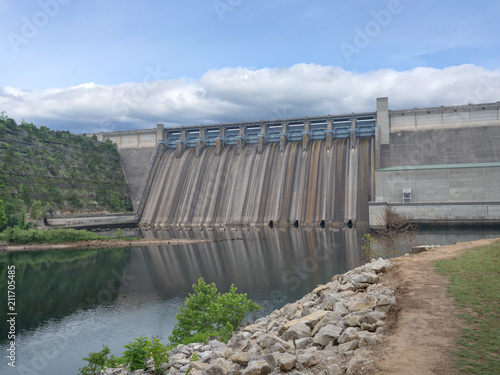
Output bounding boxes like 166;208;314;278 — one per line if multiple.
1;0;500;133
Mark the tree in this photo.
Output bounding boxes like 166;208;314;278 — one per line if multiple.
0;199;7;231
30;200;49;223
368;206;417;259
169;278;261;345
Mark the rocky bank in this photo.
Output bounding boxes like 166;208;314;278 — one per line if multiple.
101;257;394;375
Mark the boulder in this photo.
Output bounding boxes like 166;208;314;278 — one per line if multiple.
321;293;342;310
344;314;364;327
189;361;209;371
338;327;358;345
275;352;297;372
364;311;386;325
282;321;312;341
349;295;377;312
338;283;356;292
241;359;272;375
370;258;391;274
296;350;319;370
295;337;314;349
338;339;359;353
230;351;254;366
312;325;343;347
257;333;290;350
203;358;230;375
312;311;343;335
227;331;252;350
280;310;329;333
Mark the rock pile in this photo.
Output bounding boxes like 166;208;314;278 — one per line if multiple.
101;258;393;375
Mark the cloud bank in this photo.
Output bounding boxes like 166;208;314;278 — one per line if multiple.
1;64;499;133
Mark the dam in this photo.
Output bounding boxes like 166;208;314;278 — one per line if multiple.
50;97;500;229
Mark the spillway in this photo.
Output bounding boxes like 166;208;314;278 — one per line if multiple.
140;138;372;227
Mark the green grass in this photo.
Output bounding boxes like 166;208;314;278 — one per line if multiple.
0;227;136;244
434;241;500;375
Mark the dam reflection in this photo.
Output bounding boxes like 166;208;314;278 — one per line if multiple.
121;228;364;310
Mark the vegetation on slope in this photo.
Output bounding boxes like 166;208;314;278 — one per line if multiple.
434;241;500;375
0;111;132;230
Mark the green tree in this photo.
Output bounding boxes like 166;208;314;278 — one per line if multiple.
30;200;45;222
169;278;261;345
0;199;7;231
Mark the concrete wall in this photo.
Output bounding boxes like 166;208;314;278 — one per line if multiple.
370;203;500;229
371;99;500;228
374;165;500;203
47;213;138;229
87;126;164;212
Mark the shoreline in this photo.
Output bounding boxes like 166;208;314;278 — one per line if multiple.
0;238;215;252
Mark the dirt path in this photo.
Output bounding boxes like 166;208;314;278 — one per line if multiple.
369;237;499;375
0;237;215;252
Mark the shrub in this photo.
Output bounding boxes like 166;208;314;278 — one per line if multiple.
370;206;418;258
149;338;169;374
169;278;261;345
122;336;150;371
78;345;111;375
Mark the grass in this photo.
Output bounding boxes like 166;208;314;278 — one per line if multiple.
434;241;500;375
0;227;136;244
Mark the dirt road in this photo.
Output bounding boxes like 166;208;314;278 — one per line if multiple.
369;238;499;375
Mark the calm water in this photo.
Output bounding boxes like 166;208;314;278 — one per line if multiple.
0;227;498;375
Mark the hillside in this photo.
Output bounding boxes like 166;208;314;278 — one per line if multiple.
0;112;132;227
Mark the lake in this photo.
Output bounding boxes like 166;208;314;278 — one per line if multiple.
1;227;498;375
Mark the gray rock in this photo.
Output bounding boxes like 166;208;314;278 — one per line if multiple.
169;353;186;361
312;325;343;347
275;352;297;372
338;339;359;353
208;340;225;350
296;351;319;370
338;327;358;344
338;283;356;292
257;333;290;350
203;357;230;375
189;361;209;371
360;334;381;347
259;353;277;369
295;337;314;349
344;314;364;327
332;302;348;316
241;359;272;375
349;295;377;312
370;258;391;274
199;350;213;362
312;311;343;336
321;293;342;310
282;321;312;341
227;331;252;350
230;351;254;366
364;310;386;325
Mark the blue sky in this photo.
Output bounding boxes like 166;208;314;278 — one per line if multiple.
1;0;499;132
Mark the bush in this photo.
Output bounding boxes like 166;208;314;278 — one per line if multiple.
169;278;261;345
1;228;110;244
122;336;150;371
78;345;111;375
149;338;169;374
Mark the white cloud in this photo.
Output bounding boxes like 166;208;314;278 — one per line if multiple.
1;63;499;133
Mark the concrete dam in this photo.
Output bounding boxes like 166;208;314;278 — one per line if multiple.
140;138;372;228
61;97;500;230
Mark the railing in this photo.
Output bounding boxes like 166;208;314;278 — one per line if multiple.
160;125;378;149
